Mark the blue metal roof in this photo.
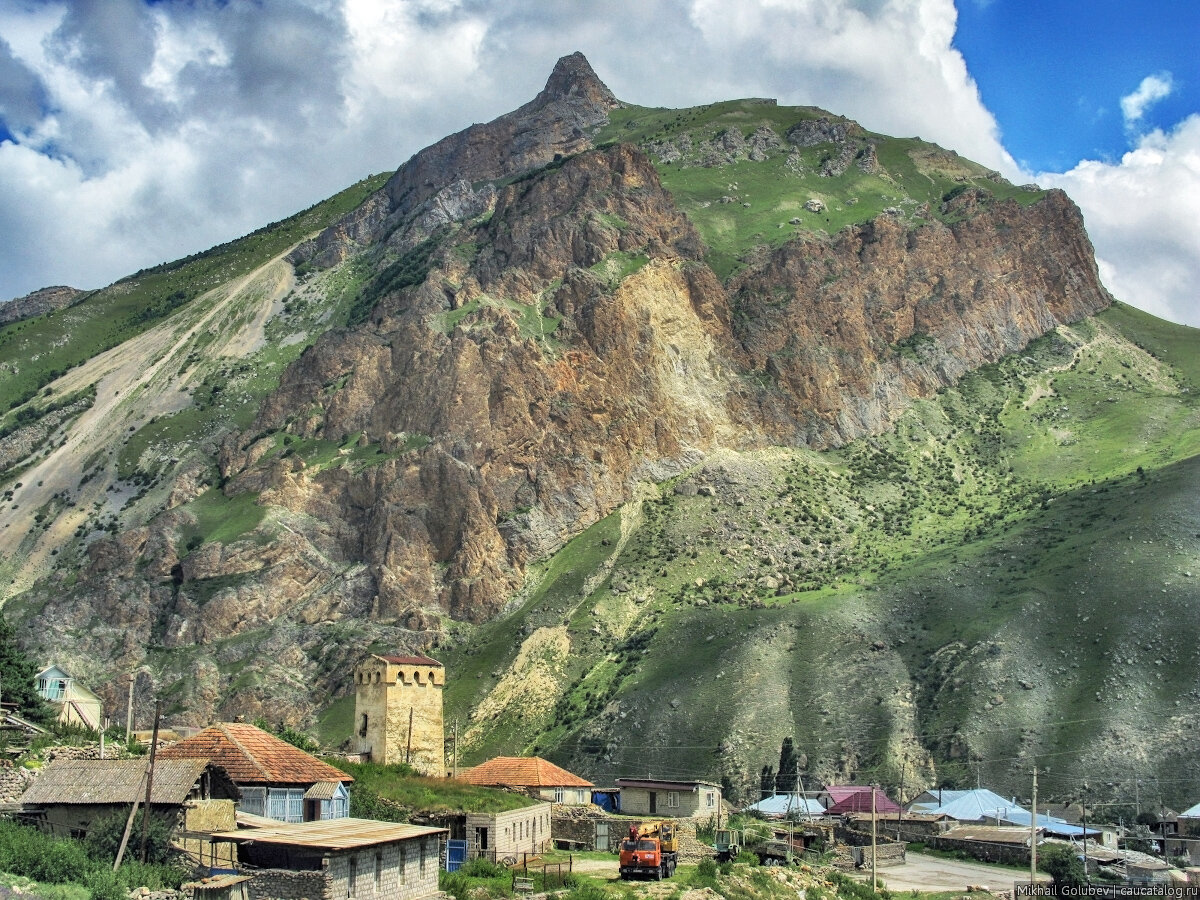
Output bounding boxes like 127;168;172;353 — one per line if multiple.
995;809;1102;838
743;794;827;817
925;789;1026;821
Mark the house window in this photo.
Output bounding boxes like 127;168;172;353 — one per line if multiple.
419;840;427;876
267;787;305;822
375;852;382;891
38;678;66;700
706;791;716;808
238;787;266;817
554;787;565;803
348;856;357;898
666;791;679;808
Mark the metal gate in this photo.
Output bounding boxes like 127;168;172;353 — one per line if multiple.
446;839;468;872
595;822;610;852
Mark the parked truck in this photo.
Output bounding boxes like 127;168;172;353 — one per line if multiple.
713;826;808;866
618;821;678;880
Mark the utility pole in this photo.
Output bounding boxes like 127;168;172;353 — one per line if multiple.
139;700;162;864
126;673;134;741
1135;778;1141;819
897;759;907;841
871;785;878;893
1030;766;1038;887
453;717;459;778
405;707;414;765
1082;792;1089;884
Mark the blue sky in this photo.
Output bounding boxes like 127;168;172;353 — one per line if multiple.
954;0;1200;172
0;0;1198;327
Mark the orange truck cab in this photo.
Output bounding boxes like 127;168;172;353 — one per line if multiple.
618;822;678;880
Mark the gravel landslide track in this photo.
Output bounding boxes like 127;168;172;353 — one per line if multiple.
0;251;295;598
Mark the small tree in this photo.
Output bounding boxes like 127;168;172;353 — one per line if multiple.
85;809;177;866
1039;844;1085;888
759;765;775;799
0;614;54;725
777;738;798;794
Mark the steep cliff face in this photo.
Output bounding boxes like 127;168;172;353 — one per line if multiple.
9;54;1116;731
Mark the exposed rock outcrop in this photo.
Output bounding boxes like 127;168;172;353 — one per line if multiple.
0;285;85;326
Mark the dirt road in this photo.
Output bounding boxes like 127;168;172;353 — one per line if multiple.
847;851;1049;891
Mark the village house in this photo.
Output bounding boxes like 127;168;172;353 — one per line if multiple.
818;785;902;816
465;803;554;862
18;755;239;865
459;757;593;805
615;778;721;819
158;722;352;823
742;793;827;819
34;665;102;731
211;818;446;900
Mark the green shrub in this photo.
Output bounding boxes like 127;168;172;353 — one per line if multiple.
85;810;176;866
81;869;128;900
461;858;507;878
734;850;760;866
0;821;91;884
696;858;718;879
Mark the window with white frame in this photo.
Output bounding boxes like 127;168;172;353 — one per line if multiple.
666;791;679;808
238;787;267;817
706;791;716;808
554;786;565;803
267;787;305;823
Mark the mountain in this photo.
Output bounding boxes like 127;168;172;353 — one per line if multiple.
2;54;1197;807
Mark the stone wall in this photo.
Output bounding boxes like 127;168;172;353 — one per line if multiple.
923;834;1030;867
325;838;441;900
0;760;35;802
244;869;326;900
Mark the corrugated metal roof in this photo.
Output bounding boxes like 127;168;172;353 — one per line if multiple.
743;794;826;816
925;789;1025;821
459;757;592;789
616;778;721;791
21;758;208;806
942;825;1035;845
995;809;1102;838
1179;802;1200;819
824;790;901;815
213;818;446;850
303;781;344;801
158;723;352;786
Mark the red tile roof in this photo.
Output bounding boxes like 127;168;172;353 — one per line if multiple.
157;723;352;786
378;655;443;666
460;757;592;788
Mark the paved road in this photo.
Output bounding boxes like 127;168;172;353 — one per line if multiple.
847;852;1051;891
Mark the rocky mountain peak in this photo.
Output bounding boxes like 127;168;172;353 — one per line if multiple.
538;51;618;110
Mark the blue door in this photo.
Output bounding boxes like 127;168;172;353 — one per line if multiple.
446;839;468;872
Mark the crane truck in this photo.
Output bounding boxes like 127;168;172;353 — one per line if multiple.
618;821;678;880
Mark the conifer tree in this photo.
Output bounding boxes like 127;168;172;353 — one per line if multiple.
777;737;798;793
0;614;54;724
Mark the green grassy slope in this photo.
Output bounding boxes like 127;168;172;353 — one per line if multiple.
438;302;1200;806
0;174;388;422
596;99;1043;278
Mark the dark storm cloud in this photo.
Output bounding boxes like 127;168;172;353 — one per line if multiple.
0;35;50;133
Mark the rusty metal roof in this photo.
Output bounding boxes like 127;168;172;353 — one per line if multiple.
212;818;446;851
20;757;209;806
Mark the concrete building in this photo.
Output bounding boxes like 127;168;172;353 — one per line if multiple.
353;654;445;776
212;818;446;900
34;664;102;730
615;778;721;819
465;802;553;862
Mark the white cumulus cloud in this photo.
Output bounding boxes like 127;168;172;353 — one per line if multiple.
1120;72;1174;127
0;0;1196;334
1041;115;1200;329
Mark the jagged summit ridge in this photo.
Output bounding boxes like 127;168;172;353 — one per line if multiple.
294;52;619;269
539;51;618;107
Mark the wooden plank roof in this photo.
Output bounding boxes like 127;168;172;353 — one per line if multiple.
212;818;445;851
20;758;209;806
157;723;352;786
459;757;592;789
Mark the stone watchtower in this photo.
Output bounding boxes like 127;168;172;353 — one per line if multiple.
352;654;445;776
